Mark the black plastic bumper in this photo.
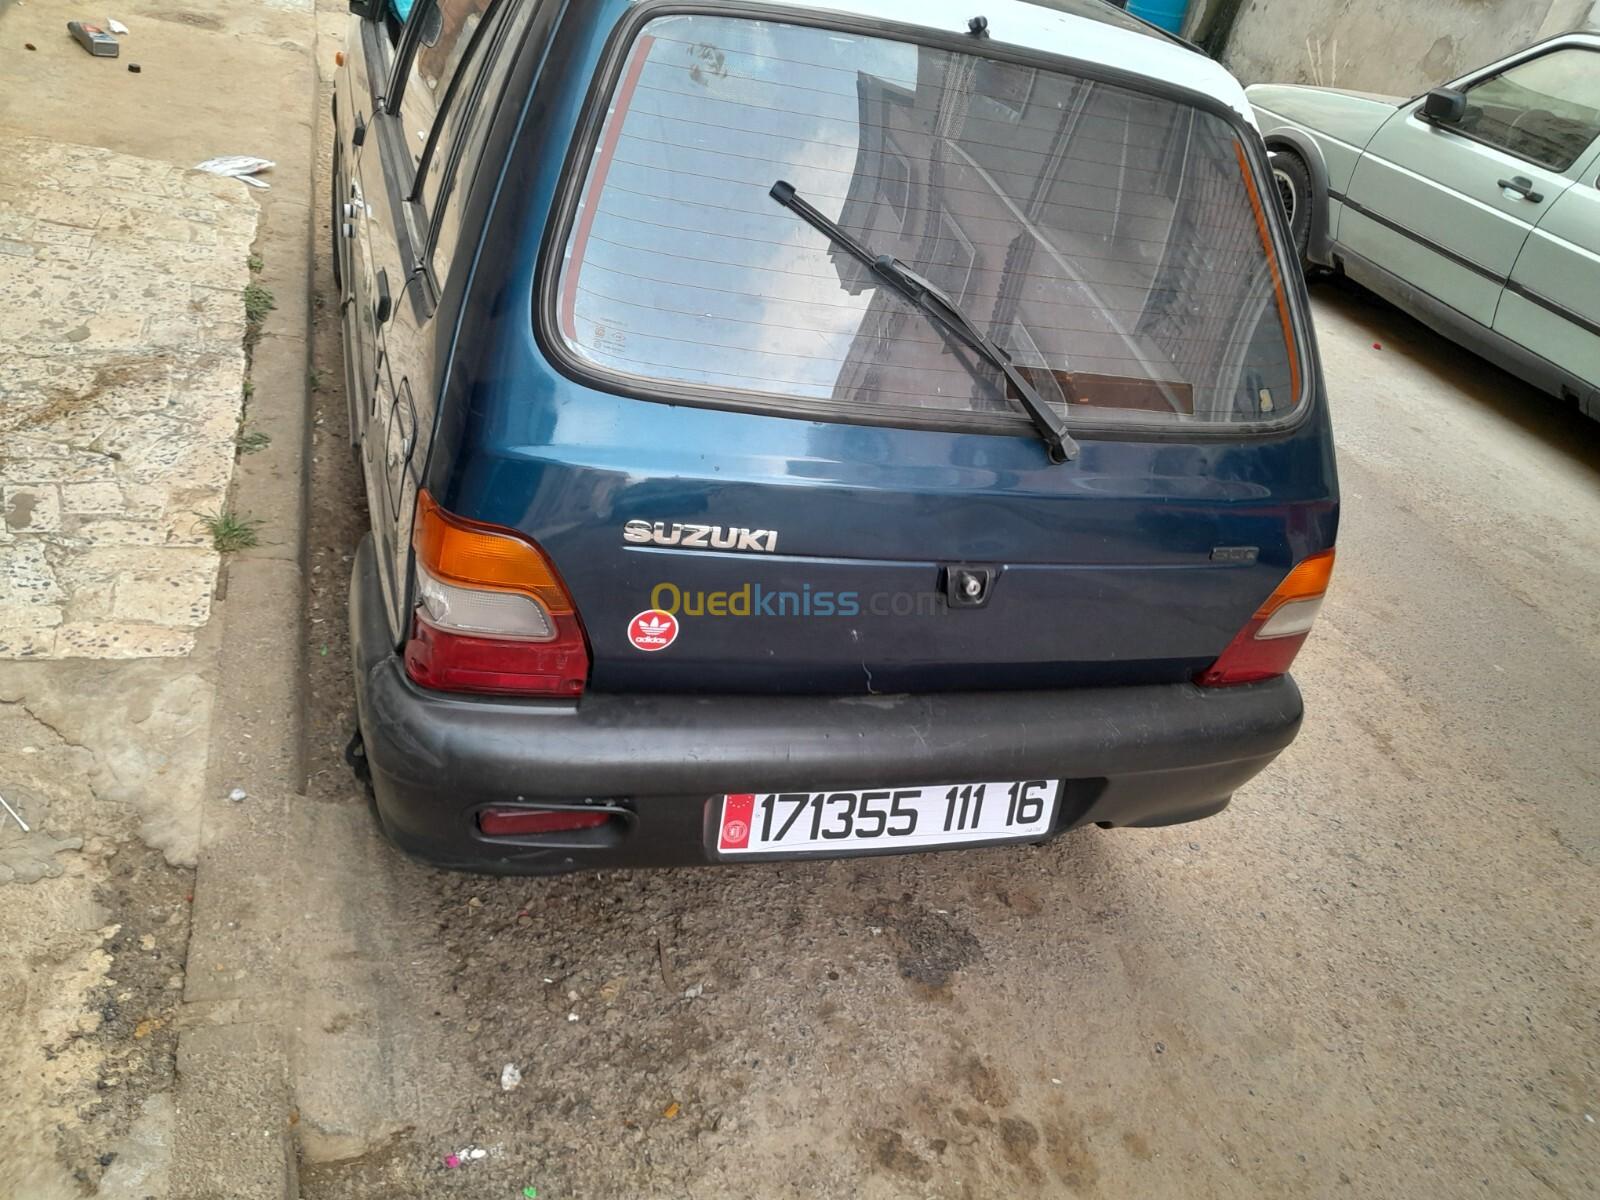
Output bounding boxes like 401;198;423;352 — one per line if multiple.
350;537;1303;874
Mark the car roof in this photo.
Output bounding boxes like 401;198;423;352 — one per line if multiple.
721;0;1258;120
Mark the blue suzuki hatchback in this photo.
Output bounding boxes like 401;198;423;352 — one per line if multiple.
335;0;1339;873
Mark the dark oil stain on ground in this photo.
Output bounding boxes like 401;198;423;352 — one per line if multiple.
867;896;982;988
867;1127;933;1183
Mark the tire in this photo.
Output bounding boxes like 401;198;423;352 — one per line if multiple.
1269;151;1314;272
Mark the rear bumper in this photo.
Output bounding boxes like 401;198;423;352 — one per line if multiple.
350;537;1303;874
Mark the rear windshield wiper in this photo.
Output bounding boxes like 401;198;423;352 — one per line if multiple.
770;180;1078;463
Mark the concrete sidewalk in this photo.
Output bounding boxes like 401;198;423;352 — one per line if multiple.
0;2;318;1196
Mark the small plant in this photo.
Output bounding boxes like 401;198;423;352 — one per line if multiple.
236;429;271;454
308;368;323;393
197;508;262;553
247;253;264;274
242;283;275;327
241;378;255;399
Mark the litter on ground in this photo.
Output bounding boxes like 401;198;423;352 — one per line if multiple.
0;793;30;833
194;155;275;189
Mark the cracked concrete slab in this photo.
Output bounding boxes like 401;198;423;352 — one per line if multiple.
0;136;260;660
0;673;197;1200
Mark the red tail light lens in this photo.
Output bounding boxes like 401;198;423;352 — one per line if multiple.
403;492;590;697
1197;550;1335;687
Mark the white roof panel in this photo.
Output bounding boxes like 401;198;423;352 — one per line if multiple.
724;0;1258;121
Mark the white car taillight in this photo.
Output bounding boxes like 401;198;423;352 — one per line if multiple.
416;565;556;641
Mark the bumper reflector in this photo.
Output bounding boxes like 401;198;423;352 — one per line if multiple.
478;807;614;837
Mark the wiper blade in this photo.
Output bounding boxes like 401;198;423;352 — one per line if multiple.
770;179;1078;463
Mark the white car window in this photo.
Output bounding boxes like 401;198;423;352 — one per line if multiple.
1460;47;1600;171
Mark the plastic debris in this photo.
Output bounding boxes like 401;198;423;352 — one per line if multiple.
468;1148;487;1160
566;1012;580;1022
662;1101;680;1119
193;155;275;190
500;1063;522;1092
0;792;30;834
227;787;247;803
443;1154;461;1169
1372;342;1382;350
524;1189;538;1198
682;982;704;1000
107;17;128;33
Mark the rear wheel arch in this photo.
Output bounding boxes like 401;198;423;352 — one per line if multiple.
1263;134;1333;269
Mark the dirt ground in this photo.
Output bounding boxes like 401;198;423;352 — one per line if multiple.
285;19;1598;1198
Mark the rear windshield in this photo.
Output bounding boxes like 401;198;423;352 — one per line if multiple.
551;14;1304;432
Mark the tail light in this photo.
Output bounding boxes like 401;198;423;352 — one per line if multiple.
1197;549;1334;687
403;491;590;697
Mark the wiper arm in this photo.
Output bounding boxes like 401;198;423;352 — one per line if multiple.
771;180;1077;463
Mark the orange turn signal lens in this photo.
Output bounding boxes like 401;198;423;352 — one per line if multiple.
1253;549;1335;619
1197;548;1335;687
413;491;573;615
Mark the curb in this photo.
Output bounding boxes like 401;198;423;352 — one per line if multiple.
170;39;320;1200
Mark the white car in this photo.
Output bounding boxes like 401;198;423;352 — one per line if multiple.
1249;33;1600;420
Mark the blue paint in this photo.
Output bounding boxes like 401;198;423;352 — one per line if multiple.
424;0;1337;695
1126;0;1192;34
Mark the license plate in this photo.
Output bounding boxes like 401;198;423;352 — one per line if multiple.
715;780;1061;856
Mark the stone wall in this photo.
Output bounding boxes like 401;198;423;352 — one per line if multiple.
1189;0;1599;94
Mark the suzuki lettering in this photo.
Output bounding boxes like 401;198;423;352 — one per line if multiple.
622;520;778;554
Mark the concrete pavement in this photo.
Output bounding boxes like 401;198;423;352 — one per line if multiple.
0;2;319;1196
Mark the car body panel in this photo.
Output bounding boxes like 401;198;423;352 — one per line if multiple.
1247;84;1397;196
1494;146;1600;415
1340;108;1571;327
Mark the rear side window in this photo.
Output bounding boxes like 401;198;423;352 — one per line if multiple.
395;0;493;179
550;14;1304;432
